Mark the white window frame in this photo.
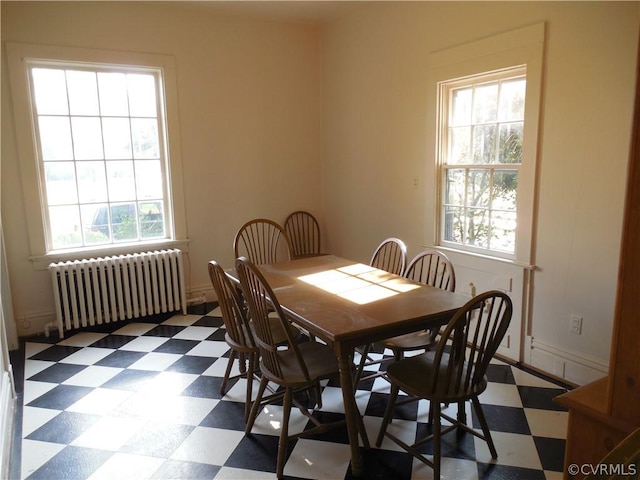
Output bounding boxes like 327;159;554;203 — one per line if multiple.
425;23;544;266
6;43;188;269
439;67;527;259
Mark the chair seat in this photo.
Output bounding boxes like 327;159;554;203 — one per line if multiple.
384;330;437;351
263;341;338;387
386;351;487;403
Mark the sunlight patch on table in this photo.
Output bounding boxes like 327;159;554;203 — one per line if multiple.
298;263;419;305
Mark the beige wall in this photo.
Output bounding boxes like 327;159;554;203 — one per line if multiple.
1;1;639;384
1;1;322;335
321;2;639;382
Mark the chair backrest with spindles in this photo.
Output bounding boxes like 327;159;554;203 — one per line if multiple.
370;237;407;276
233;218;292;265
404;250;456;292
284;211;321;258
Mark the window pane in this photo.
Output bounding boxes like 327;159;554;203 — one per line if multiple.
66;70;99;116
472;83;498;124
490;210;516;253
492;170;518;211
466;208;489;248
135;160;163;199
449;127;471;164
32;68;68;115
50;205;82;249
71;117;104;160
76;161;108;204
106;161;136;201
140;201;165;239
472;125;496;164
444;169;465;206
45;162;78;205
82;203;109;244
128;74;157;117
498;78;526;122
443;206;463;244
451;87;471;126
111;203;138;242
467;169;490;208
131;118;159;159
98;72;129;116
498;122;523;164
38;117;73;161
103;117;133;159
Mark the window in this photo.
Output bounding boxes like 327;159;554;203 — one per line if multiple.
29;64;168;250
7;43;187;265
425;23;544;265
440;68;526;256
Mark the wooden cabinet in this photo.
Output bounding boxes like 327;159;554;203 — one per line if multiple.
555;40;640;479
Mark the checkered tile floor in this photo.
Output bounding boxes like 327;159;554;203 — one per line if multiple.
12;304;570;479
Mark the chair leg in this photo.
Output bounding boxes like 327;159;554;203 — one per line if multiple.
277;387;293;479
428;400;434;425
376;384;400;447
456;401;466;424
393;348;402;362
238;352;247;375
246;375;268;434
310;381;323;409
433;402;442;480
220;349;237;395
471;397;498;458
353;343;372;388
244;352;257;422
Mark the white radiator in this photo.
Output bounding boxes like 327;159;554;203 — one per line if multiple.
49;249;187;338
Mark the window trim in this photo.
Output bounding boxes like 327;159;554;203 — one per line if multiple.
425;23;545;266
6;43;188;269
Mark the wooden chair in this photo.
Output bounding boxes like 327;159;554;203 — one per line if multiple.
235;256;344;479
207;260;257;421
383;250;456;359
233;218;292;265
354;237;408;385
208;260;297;421
376;290;513;480
369;237;407;276
284;210;321;258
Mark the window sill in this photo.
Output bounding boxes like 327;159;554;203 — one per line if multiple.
426;245;536;271
30;238;191;271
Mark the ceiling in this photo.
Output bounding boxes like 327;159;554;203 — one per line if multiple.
169;1;365;24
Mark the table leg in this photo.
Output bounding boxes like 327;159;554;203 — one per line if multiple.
337;346;368;477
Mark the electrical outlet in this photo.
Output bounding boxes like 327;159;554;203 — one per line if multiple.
569;314;583;335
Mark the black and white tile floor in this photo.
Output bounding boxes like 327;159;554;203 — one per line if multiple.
12;304;570;479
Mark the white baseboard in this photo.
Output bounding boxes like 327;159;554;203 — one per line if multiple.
526;336;609;385
15;310;57;337
188;285;215;303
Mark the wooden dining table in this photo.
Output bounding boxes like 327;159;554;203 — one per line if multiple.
228;254;469;477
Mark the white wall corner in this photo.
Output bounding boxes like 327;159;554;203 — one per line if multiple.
0;372;16;480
